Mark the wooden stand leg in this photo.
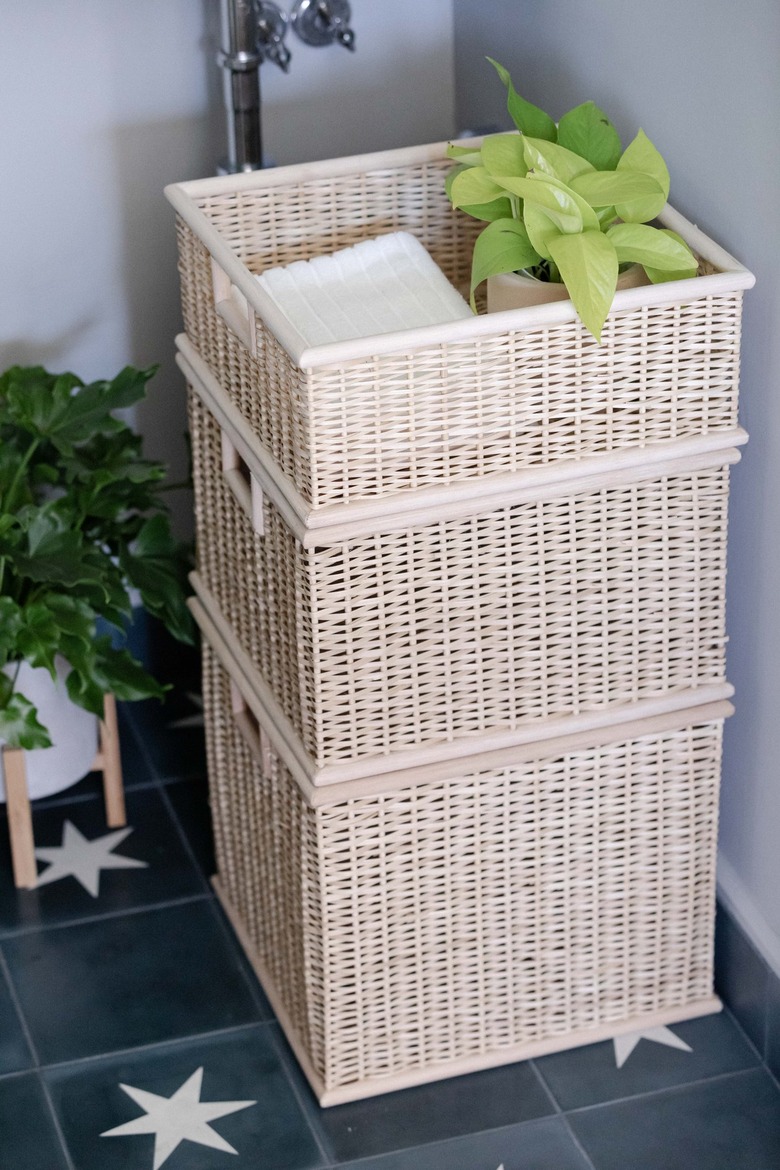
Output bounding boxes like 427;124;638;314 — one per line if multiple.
99;694;126;829
3;747;38;890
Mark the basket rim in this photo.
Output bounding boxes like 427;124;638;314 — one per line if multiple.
165;138;755;370
192;579;734;805
178;333;748;540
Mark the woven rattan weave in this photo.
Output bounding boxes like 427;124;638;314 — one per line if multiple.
200;626;727;1105
187;368;738;775
166;141;752;511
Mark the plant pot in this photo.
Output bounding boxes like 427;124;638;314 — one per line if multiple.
0;660;99;802
487;263;650;314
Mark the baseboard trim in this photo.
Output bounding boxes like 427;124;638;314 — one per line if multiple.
717;854;780;979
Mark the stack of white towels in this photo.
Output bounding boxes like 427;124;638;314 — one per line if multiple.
255;231;473;347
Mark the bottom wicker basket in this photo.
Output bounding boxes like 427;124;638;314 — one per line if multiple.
196;601;730;1106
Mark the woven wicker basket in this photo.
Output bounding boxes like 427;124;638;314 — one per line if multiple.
182;337;742;780
166;140;753;512
195;597;729;1105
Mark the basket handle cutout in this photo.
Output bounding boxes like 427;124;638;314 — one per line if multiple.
211;258;256;355
221;431;265;536
229;681;273;779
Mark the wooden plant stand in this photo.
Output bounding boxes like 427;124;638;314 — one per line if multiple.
3;694;125;890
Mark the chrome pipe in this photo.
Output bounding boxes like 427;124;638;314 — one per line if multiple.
218;0;264;173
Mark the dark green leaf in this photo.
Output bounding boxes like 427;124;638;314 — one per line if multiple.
0;692;52;750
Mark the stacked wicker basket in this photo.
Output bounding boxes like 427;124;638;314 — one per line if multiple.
166;140;753;1105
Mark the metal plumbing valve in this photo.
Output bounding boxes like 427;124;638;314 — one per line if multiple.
291;0;355;50
255;0;292;71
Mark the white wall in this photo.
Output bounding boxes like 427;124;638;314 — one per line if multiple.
1;0;455;532
454;0;780;973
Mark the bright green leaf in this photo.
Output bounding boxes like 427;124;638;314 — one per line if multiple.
643;229;699;283
606;222;698;270
618;129;670;200
481;133;528;179
556;101;623;170
469;218;541;307
522;136;595;183
491;174;585;232
486;58;557;141
570;170;665;217
445;142;483;165
523;203;564;262
458;197;515;223
450;166;509;209
548;230;619;342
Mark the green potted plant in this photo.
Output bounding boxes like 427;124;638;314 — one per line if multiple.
0;362;193;799
446;58;698;341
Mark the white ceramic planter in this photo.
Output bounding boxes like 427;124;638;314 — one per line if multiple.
0;659;99;801
487;264;650;314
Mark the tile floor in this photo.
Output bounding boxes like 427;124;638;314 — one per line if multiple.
1;688;779;1170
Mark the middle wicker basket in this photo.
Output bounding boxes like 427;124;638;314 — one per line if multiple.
180;337;744;784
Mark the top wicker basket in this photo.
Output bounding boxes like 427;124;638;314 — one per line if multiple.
166;140;753;513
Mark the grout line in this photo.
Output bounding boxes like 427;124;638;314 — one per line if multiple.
156;782;214;898
0;946;42;1068
206;895;275;1019
563;1064;766;1117
35;1019;276;1077
0;1067;35;1084
529;1058;563;1113
33;777;161;812
266;1024;334;1168
560;1114;599;1170
721;1002;765;1064
118;704;165;785
0;892;211;941
0;951;76;1166
529;1060;598;1170
38;1071;77;1170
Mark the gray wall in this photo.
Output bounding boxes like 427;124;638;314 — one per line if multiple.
454;0;780;971
1;0;455;535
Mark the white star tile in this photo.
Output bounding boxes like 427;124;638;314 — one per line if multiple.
101;1067;256;1169
34;820;148;897
613;1024;693;1068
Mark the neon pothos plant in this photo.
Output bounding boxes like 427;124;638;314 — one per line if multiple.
447;59;698;341
0;363;193;750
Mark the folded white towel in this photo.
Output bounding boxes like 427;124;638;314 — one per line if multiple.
254;232;472;347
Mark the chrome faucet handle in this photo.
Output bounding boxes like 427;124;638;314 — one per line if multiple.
291;0;356;51
255;0;292;71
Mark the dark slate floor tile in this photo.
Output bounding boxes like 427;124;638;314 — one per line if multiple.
3;900;261;1064
308;1058;555;1163
46;1025;325;1170
0;787;205;935
165;775;216;879
124;690;206;782
568;1068;780;1170
336;1117;591;1170
715;904;768;1055
766;967;780;1082
209;896;274;1021
534;1010;759;1110
0;1074;69;1169
0;957;32;1074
